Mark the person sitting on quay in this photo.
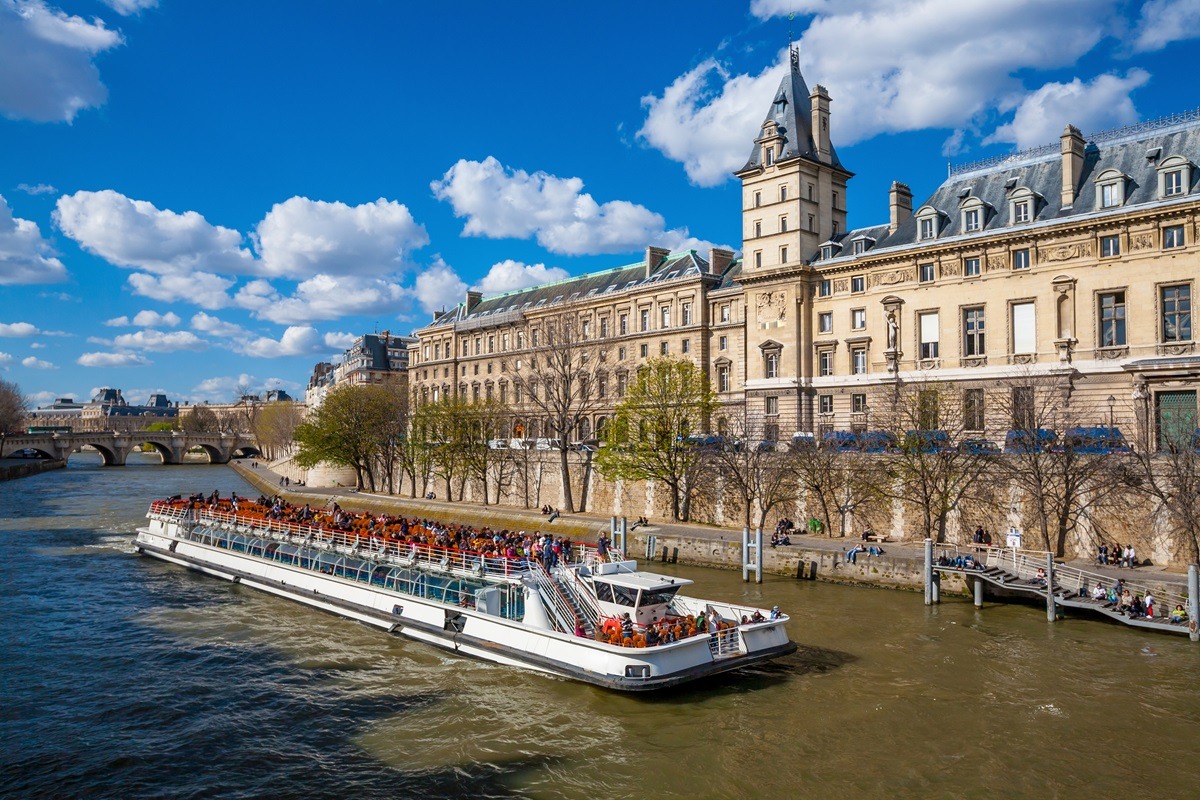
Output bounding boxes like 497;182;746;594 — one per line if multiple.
846;543;865;564
1122;544;1137;568
1034;567;1048;587
1096;543;1110;566
1092;581;1106;602
1169;604;1188;624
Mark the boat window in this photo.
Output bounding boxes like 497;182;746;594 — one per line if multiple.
611;585;638;607
593;581;615;603
639;586;680;606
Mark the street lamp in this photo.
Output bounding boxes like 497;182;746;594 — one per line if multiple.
1106;394;1116;433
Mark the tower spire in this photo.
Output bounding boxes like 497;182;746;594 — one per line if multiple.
788;12;798;70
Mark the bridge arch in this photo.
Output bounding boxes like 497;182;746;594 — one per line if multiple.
77;442;122;466
128;439;182;465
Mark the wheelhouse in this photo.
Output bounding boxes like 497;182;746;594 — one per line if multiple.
588;561;694;626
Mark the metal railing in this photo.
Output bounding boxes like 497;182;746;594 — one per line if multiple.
523;558;583;634
935;542;1190;614
709;627;741;658
552;564;602;630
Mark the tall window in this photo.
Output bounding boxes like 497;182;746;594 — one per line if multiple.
1163;225;1186;249
660;342;668;355
851;308;865;330
819;395;833;414
1162;284;1192;342
718;366;730;392
917;390;939;430
1101;235;1120;258
681;338;690;354
619;314;628;335
919;263;935;282
1013;200;1030;223
1099;292;1126;347
780;185;788;202
719;335;727;350
851;276;865;293
682;302;692;325
754;220;762;238
819;279;832;297
919;311;940;359
617;373;627;397
780;216;788;233
754;251;763;269
963;307;986;356
965;257;981;277
819;350;834;376
919;217;935;240
1011;302;1036;355
1101;182;1120;208
852;393;867;413
1012;387;1035;431
640;309;650;331
765;352;779;378
964;208;981;232
660;306;671;328
765;396;778;415
1164;170;1184;197
600;318;609;338
753;191;761;208
851;347;867;375
721;304;731;323
818;312;833;334
964;388;985;431
487;335;495;354
780;246;788;264
1012;248;1031;270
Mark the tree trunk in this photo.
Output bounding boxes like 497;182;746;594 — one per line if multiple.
578;452;594;512
559;447;575;512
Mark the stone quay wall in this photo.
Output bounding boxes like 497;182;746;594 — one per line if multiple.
0;458;66;482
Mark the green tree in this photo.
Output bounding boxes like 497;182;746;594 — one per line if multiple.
596;358;717;521
252;402;305;462
143;421;177;432
293;384;404;491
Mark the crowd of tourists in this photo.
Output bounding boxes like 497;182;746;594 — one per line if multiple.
1096;543;1140;568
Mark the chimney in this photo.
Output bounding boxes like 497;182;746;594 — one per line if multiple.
645;245;670;278
708;247;735;274
1060;124;1085;208
888;181;913;234
810;85;831;163
464;290;482;313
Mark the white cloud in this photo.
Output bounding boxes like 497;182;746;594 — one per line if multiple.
250;274;407;325
77;351;152;367
254;197;429;279
55;190;256;276
0;322;39;336
1130;0;1200;52
22;355;56;369
190;312;246;338
190;373;299;403
413;259;467;315
25;389;58;406
237;326;327;358
987;70;1151;150
29;341;44;349
111;329;207;352
432;156;702;255
0;194;68;284
105;309;181;327
102;0;157;15
641;1;1123;181
0;351;11;365
0;0;123;122
473;260;571;294
323;331;356;350
638;57;785;187
16;182;56;195
127;271;234;309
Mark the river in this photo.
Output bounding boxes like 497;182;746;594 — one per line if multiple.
1;453;1196;799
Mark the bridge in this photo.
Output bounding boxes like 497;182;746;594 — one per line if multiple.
0;430;259;466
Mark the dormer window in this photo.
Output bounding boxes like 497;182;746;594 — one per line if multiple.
915;206;941;241
1094;168;1129;209
959;196;992;234
1006;186;1042;225
819;242;840;261
853;240;866;255
1012;201;1030;223
1157;156;1193;198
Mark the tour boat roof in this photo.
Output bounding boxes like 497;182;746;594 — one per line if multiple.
593;570;693;591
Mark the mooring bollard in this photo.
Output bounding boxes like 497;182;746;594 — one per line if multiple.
671;546;678;564
974;577;984;608
923;538;933;605
1046;552;1057;622
1188;564;1199;643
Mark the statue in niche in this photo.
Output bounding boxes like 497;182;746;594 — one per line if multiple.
886;310;898;350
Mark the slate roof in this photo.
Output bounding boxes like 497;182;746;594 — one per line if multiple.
816;112;1200;264
423;250;735;331
740;55;845;173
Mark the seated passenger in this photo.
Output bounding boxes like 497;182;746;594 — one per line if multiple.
1170;605;1187;623
769;605;781;620
645;626;660;646
751;610;765;623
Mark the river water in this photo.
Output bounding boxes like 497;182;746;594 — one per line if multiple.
1;453;1197;799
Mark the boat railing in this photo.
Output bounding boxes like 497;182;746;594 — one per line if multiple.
575;544;624;566
553;563;602;630
708;626;742;658
525;559;583;634
148;503;523;582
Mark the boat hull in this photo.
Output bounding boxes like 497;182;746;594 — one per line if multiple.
134;517;797;692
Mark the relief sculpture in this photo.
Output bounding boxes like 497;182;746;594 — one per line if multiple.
833;278;849;293
755;291;787;322
1131;232;1154;251
1040;242;1092;262
869;269;912;288
985;255;1006;272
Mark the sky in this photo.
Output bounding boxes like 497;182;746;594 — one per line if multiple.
1;0;1199;408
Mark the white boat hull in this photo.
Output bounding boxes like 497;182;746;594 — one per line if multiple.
135;515;796;691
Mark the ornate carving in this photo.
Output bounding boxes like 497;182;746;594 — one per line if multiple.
1040;241;1093;263
755;291;787;322
940;260;961;278
1131;232;1155;251
917;358;940;370
833;278;849;293
985;256;1006;272
1095;346;1129;360
1157;342;1196;356
1011;354;1037;365
961;356;988;368
869;269;912;288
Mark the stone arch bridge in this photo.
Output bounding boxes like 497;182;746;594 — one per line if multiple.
1;431;260;466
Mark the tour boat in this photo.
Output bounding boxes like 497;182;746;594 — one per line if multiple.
135;500;796;691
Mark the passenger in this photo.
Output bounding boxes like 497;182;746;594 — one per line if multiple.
621;612;633;640
1169;605;1187;623
769;605;781;620
645;626;660;646
750;610;765;623
1144;591;1155;619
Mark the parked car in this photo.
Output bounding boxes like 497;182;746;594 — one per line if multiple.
822;430;859;452
487;438;509;450
569;439;600;452
859;430;899;453
958;438;1000;455
682;434;727;451
533;438;562;450
789;431;817;450
1058;426;1131;454
902;429;951;454
1004;428;1057;453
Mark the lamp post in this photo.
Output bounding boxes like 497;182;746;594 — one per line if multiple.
1106;394;1116;433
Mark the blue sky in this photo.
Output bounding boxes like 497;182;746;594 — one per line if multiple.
2;0;1198;407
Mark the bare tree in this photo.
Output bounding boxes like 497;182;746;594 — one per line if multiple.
501;305;607;512
993;375;1131;557
787;437;882;539
179;405;221;433
707;406;795;530
0;378;27;434
399;398;439;498
875;380;992;543
252;402;305;461
1128;410;1200;564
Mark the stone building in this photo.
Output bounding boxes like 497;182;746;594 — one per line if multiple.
406;52;1199;446
305;331;415;409
26;388;180;432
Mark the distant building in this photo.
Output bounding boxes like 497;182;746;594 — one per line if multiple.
25;388;179;432
305;331;414;408
178;390;298;433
